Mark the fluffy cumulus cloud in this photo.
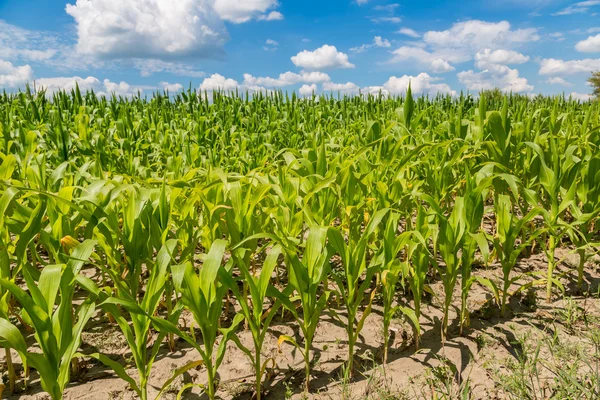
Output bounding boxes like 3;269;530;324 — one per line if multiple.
423;20;540;51
35;76;102;93
539;58;600;75
546;77;571;86
389;47;461;73
576;34;600;52
388;20;538;75
0;61;34;88
299;84;317;96
159;82;184;92
199;73;241;92
323;81;360;94
257;11;284;21
214;0;282;23
291;45;355;70
570;92;595;101
383;73;455;96
458;64;533;93
374;36;392;48
474;49;530;68
66;0;229;59
35;76;143;97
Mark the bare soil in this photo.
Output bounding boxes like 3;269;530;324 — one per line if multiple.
2;247;599;399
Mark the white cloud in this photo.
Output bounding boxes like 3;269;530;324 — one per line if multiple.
570;91;594;101
388;21;537;73
474;49;530;69
214;0;280;23
264;39;279;51
389;46;461;72
350;44;369;53
370;16;402;23
103;79;142;97
0;21;59;62
545;77;571;86
291;45;355;70
323;81;360;94
458;64;533;93
299;84;317;96
0;21;92;71
382;73;455;96
374;4;400;12
133;60;205;77
257;11;284;21
576;34;600;52
374;36;391;48
199;73;241;92
35;76;102;93
351;36;391;53
356;0;369;5
548;32;565;41
243;71;330;87
66;0;228;59
423;20;540;51
361;86;389;96
539;58;600;75
397;28;420;38
553;1;600;15
430;59;456;73
0;61;34;88
35;76;142;97
159;82;184;92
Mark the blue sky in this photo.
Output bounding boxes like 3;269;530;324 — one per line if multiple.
0;0;599;98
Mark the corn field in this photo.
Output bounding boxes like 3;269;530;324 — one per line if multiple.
0;86;599;399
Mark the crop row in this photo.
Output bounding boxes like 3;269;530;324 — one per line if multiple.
0;87;598;399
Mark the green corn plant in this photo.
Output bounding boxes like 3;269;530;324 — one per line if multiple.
221;242;284;400
523;141;580;302
80;239;198;400
458;172;490;335
0;240;96;400
424;195;465;345
374;211;418;363
571;152;600;290
327;207;389;378
164;239;244;400
0;185;21;393
493;194;544;316
276;226;332;393
403;205;434;349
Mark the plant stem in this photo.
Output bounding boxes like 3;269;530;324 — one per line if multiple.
304;337;311;393
346;309;355;380
255;343;262;400
577;247;586;291
140;376;148;400
383;317;389;364
546;235;556;303
6;347;15;394
206;357;216;400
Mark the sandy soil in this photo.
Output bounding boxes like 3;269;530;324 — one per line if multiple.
1;246;599;400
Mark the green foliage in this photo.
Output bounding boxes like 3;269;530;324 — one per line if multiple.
0;88;598;398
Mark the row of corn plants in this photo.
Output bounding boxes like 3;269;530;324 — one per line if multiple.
0;87;598;399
